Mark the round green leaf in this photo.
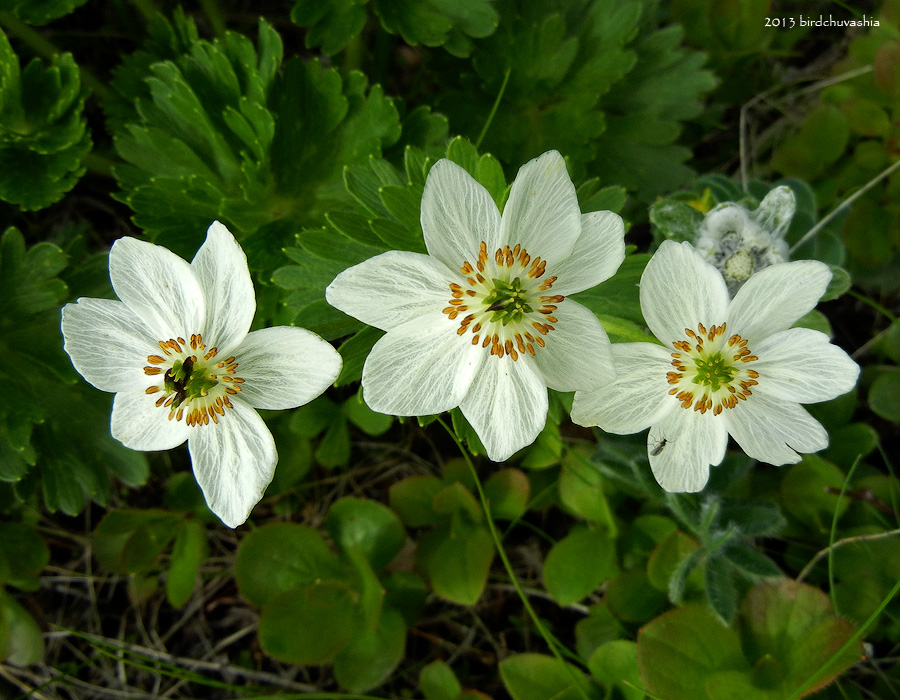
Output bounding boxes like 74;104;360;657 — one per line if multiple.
258;582;360;664
326;497;407;570
165;519;208;608
420;659;462;700
499;653;593;700
779;455;849;530
0;590;43;665
869;371;900;422
417;525;494;605
605;570;667;624
588;640;643;700
0;522;49;591
333;607;406;692
646;530;701;593
483;468;529;520
234;523;344;607
389;474;444;527
543;525;618;606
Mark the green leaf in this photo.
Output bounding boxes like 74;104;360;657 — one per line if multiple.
499;653;594;700
343;393;394;436
258;582;360;664
2;0;90;25
705;554;738;624
587;640;644;700
0;30;90;210
234;523;345;607
374;0;499;57
740;580;861;695
389;474;445;527
483;468;529;520
420;659;463;700
417;524;494;605
543;525;618;606
650;199;705;242
333;607;406;692
326;497;407;570
93;509;181;575
558;453;614;526
0;522;49;591
605;570;667;624
638;605;748;699
869;370;900;422
646;530;701;594
336;327;385;386
722;543;782;581
165;519;208;608
289;0;368;55
779;456;849;531
0;590;43;665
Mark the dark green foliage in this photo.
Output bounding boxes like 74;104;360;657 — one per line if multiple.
0;0;90;26
109;15;403;271
290;0;498;57
432;0;716;199
0;27;90;210
0;229;147;514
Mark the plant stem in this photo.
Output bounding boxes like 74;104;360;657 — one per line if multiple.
476;67;511;151
437;418;593;700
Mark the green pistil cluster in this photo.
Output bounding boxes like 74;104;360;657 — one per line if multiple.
483;277;533;326
164;357;219;408
691;352;735;392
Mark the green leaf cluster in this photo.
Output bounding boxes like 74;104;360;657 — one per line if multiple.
0;0;90;26
234;503;416;692
638;580;862;699
109;14;403;271
0;521;48;665
432;0;716;200
290;0;499;57
0;26;90;210
93;508;208;608
0;228;148;515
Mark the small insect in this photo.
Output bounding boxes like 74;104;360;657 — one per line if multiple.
649;436;669;456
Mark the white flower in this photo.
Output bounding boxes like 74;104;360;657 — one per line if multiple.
695;186;795;294
571;240;859;492
326;150;624;461
61;222;342;527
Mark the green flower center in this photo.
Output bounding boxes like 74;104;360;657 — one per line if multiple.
667;322;760;415
143;334;244;426
443;241;564;361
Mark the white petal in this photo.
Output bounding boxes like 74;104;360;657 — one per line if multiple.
61;298;158;392
649;408;729;493
723;395;828;466
326;250;453;331
530;300;616;392
188;400;277;528
640;241;729;344
111;389;191;451
726;260;831;340
234;326;342;410
361;312;482;416
459;356;548;462
421;159;502;271
550;211;626;295
498;150;581;267
191;221;255;353
753;328;860;404
570;342;673;434
109;236;204;342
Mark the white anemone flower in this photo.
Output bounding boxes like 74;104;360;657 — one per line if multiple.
61;222;342;527
326;150;624;461
571;240;860;492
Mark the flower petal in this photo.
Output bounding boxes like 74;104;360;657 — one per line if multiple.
570;342;673;434
326;250;453;331
640;241;729;344
191;221;255;353
550;211;626;295
459;356;548;462
235;326;342;410
530;300;616;392
421;159;502;271
723;395;828;466
111;389;191;451
498;150;581;267
726;260;831;340
648;408;728;493
109;235;204;341
61;298;158;392
361;312;482;416
753;327;860;404
188;399;277;528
